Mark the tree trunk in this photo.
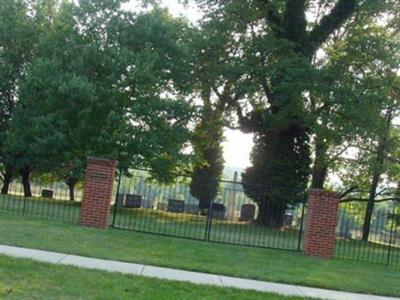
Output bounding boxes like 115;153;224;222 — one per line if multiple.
256;198;286;228
311;136;329;189
242;125;311;226
65;177;78;202
362;108;393;241
190;91;225;211
311;165;328;189
20;167;32;197
362;172;379;241
1;165;14;194
68;184;75;202
240;0;357;209
1;180;10;195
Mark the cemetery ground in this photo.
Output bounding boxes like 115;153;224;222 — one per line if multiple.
1;212;399;297
1;193;399;266
0;255;313;300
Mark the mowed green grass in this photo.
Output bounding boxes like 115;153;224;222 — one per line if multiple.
0;256;314;300
0;193;302;250
1;193;399;267
335;238;400;267
0;193;81;223
1;212;399;297
114;207;301;250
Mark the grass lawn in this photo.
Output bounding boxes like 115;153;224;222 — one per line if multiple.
3;193;398;268
0;193;80;223
0;193;302;250
1;212;399;297
0;256;314;300
113;207;302;250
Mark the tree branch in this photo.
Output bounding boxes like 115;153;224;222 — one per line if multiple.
340;197;400;203
384;155;400;164
257;0;282;28
339;186;358;199
327;145;351;164
308;0;357;52
235;105;258;133
283;0;307;46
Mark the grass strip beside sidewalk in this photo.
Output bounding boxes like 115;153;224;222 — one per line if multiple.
0;255;317;300
1;212;399;297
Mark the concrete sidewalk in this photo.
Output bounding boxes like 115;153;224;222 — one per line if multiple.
0;244;398;300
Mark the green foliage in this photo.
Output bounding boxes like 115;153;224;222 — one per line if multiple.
3;1;196;185
189;109;225;209
0;0;37;179
1;0;399;215
195;0;399;227
331;26;400;192
242;129;310;226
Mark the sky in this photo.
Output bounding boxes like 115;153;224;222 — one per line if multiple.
124;0;254;169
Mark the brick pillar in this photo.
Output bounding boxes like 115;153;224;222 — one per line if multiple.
303;189;340;259
80;158;116;229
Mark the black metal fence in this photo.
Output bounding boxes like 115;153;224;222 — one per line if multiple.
3;165;399;269
0;177;82;223
111;169;307;251
335;190;400;268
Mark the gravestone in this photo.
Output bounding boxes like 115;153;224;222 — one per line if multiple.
41;189;54;199
125;194;142;208
168;199;185;213
212;203;226;220
284;213;293;227
240;204;256;221
116;193;125;207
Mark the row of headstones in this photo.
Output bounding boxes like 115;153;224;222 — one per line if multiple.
116;193;257;221
41;190;294;226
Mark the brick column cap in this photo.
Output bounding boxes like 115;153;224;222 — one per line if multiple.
308;189;340;198
87;157;116;167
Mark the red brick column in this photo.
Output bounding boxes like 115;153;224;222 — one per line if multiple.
303;189;340;259
79;158;116;229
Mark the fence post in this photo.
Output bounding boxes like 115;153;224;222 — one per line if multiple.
297;193;307;252
303;189;340;259
387;208;396;266
79;157;116;229
22;193;27;216
111;168;123;228
204;178;216;242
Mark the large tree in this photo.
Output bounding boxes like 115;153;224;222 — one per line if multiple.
316;18;400;240
307;1;400;189
0;0;38;194
195;0;397;226
198;0;357;226
4;2;195;197
187;17;250;209
338;83;400;241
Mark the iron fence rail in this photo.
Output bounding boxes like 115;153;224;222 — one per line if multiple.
111;169;307;251
0;179;82;223
3;166;398;269
335;200;400;268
